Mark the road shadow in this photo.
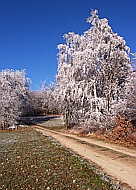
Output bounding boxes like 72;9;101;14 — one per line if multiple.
19;115;60;126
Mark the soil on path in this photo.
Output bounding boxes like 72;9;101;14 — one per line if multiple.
34;124;136;190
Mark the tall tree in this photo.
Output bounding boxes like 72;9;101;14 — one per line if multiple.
57;10;132;129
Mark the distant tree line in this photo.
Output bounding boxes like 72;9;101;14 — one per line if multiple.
0;70;59;129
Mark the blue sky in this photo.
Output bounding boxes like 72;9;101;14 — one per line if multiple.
0;0;135;90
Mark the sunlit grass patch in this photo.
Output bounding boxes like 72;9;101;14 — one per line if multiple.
0;128;116;190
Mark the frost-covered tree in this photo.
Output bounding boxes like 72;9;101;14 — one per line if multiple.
22;90;44;116
0;69;30;129
123;71;136;122
57;10;132;129
41;83;60;114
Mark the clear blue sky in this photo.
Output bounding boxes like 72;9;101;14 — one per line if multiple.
0;0;135;90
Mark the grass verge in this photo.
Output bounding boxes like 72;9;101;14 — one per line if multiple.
0;128;117;190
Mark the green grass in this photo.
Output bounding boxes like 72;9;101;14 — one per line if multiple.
0;128;116;190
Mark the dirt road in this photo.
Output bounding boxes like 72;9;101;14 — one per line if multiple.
34;125;136;190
